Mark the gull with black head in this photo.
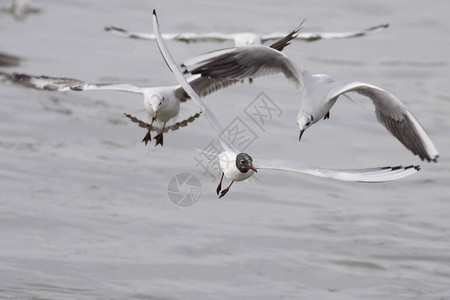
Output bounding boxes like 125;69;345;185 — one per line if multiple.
153;9;420;198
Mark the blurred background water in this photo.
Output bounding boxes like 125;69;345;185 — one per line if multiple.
0;0;449;299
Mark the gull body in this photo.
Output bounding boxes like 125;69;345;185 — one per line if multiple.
105;23;389;47
143;87;179;122
231;33;262;46
153;10;420;198
183;44;440;162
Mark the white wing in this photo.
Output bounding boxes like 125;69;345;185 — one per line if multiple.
328;82;439;162
164;32;232;43
253;158;419;182
6;73;143;94
105;26;232;43
174;75;241;102
152;9;238;154
182;45;304;89
261;23;389;42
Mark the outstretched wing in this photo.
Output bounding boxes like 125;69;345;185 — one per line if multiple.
124;112;201;133
262;23;389;42
5;73;143;94
182;45;303;89
328;82;439;162
153;9;238;154
105;26;232;43
174;75;241;102
253;158;419;182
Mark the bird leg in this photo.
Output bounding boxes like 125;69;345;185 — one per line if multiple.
142;117;156;145
154;122;166;147
219;181;234;199
323;111;330;120
216;172;224;195
142;131;152;145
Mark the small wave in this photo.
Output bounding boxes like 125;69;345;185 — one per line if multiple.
305;56;366;66
380;60;447;68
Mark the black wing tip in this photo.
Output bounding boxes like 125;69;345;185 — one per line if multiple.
367;23;390;31
420;154;439;163
380;165;420;172
431;154;439;163
153;9;160;25
294;19;306;34
180;64;189;74
70;86;82;91
404;165;421;171
105;26;124;32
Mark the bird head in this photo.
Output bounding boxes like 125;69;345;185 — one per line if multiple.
296;112;314;141
236;153;257;173
148;94;165;115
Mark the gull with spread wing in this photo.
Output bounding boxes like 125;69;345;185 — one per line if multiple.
106;23;388;47
2;72;240;146
153;9;419;198
182;42;439;162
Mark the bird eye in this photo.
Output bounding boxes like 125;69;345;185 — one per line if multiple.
240;160;245;164
306;122;310;126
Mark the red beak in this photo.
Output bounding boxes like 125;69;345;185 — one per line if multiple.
299;130;304;141
250;165;258;173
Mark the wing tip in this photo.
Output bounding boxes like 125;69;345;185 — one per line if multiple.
423;154;439;163
381;164;421;172
404;165;421;171
152;9;158;24
70;85;82;91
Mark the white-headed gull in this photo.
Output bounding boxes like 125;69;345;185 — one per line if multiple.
182;45;440;163
153;9;419;198
4;72;238;146
106;23;388;47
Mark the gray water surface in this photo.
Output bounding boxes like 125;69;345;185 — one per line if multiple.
1;0;449;299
